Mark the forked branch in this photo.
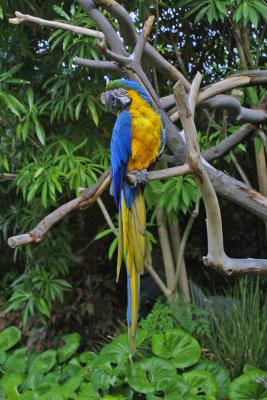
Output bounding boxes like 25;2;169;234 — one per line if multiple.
174;79;267;275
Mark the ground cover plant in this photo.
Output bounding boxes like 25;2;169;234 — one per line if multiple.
1;315;267;400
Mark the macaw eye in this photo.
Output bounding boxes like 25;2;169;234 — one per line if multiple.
116;88;127;96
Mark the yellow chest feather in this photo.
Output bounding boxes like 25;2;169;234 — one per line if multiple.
126;90;162;172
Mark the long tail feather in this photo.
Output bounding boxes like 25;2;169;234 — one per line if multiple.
120;186;148;355
127;271;140;355
116;212;123;282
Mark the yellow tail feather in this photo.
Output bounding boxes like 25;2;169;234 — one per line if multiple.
128;269;139;355
117;188;149;355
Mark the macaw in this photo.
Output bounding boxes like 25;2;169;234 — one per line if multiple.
101;79;165;354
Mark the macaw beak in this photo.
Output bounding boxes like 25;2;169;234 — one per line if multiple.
100;92;107;105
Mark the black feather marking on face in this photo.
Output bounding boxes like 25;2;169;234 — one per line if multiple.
101;88;131;114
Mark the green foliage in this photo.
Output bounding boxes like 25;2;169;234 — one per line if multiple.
169;299;211;341
0;326;21;351
5;272;72;327
177;0;267;27
139;299;175;334
0;324;233;399
145;176;200;217
151;329;201;368
0;1;109;330
1;321;266;399
199;278;267;378
229;366;267;400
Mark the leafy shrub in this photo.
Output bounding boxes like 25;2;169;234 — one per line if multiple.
0;324;233;400
1;319;267;399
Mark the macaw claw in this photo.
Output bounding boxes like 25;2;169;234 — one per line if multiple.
127;169;149;187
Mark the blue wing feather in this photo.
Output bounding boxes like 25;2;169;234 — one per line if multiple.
111;110;132;207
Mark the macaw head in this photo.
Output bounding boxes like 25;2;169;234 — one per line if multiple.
100;86;131;114
100;79;152;114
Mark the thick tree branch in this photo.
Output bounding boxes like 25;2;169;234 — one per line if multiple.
202;123;255;161
172;202;199;292
7;165;192;248
133;15;155;62
156;209;175;290
164;75;267;124
94;0;137;47
175;81;267;274
93;0;191;89
9;11;105;39
77;0;127;55
75;57;122;72
202;95;267;124
258;129;267;155
8;169;111;248
205;163;267;222
199;71;267;103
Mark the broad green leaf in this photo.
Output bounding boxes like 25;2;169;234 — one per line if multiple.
108;237;118;260
100;332;147;364
58;333;81;363
35;297;51;318
26;88;34;110
77;382;100;400
22;115;30;141
151;329;201;368
234;4;243;22
4;348;27;374
53;5;70;20
34;167;44;179
243;364;264;375
41;180;48;208
0;350;6;364
29;350;57;374
215;0;228;17
249;6;259;27
183;370;217;398
32;113;46;145
75;97;84;120
27;181;41;203
194;361;230;399
1;156;9;172
0;326;21;350
229;371;267;400
95;228;116;240
0;373;23;398
90;356;117;390
87;97;99;127
128;356;176;394
243;2;249;20
253;0;267;22
79;351;97;364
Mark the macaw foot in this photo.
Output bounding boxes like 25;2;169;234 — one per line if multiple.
127;169;149;187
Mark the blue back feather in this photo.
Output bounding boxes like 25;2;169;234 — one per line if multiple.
110;109;135;208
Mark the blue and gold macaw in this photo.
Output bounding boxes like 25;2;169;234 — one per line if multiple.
101;79;165;354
